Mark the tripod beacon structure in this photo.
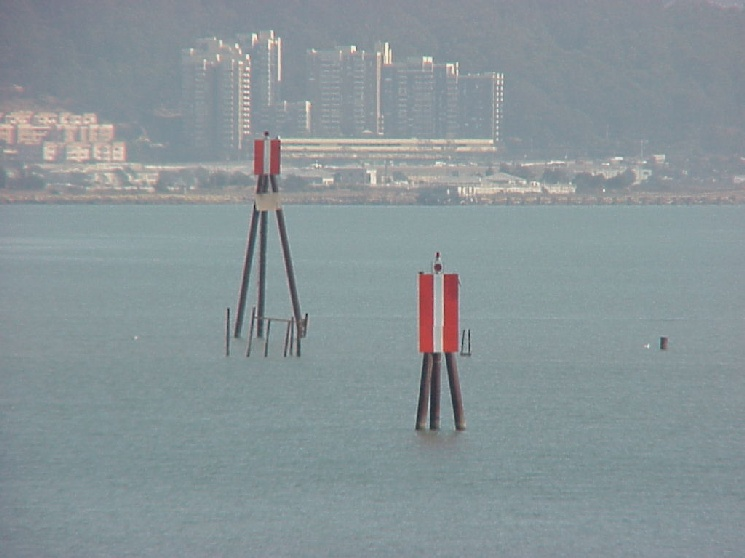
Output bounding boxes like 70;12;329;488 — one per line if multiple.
415;252;466;431
232;132;307;357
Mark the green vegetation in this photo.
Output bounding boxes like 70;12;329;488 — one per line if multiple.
1;0;744;157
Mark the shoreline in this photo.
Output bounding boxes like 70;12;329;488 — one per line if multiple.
2;189;744;206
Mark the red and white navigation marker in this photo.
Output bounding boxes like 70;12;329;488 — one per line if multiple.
418;252;459;354
252;132;281;212
253;131;281;176
234;132;306;354
415;251;466;431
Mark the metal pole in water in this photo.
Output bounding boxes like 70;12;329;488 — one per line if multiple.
234;205;260;338
257;194;268;338
430;352;442;430
445;352;466;430
416;353;433;430
289;317;296;356
283;318;292;357
271;175;304;336
263;319;272;357
246;306;256;357
296;315;305;357
225;307;231;357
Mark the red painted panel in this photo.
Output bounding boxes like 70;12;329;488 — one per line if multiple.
254;139;281;175
418;274;434;353
270;139;281;174
253;139;264;175
443;274;459;353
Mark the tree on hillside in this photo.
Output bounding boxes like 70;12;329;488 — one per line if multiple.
605;169;636;190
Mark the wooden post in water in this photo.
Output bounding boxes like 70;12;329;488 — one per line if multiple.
660;336;669;350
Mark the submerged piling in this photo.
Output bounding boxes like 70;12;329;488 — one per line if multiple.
283;318;292;357
445;353;466;430
263;320;272;357
430;353;442;430
416;353;433;430
225;307;231;357
234;207;260;338
245;306;256;357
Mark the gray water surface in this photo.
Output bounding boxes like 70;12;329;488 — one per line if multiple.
2;204;744;557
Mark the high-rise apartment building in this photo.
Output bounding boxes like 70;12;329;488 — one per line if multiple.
458;72;504;143
381;56;437;138
306;48;343;137
434;63;460;139
181;33;503;156
306;44;387;138
338;47;368;137
274;101;312;137
238;30;282;135
181;38;251;160
365;42;392;136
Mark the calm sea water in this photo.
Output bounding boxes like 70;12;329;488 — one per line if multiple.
1;204;744;557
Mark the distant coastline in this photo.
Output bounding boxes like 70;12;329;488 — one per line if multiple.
2;188;744;206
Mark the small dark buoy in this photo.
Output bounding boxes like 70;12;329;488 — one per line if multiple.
660;336;669;350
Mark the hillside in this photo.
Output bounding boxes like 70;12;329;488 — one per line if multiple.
1;0;743;157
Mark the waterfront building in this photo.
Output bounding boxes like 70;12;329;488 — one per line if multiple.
0;110;125;163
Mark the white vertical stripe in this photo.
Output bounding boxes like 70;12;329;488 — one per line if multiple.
433;273;444;353
263;138;271;174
